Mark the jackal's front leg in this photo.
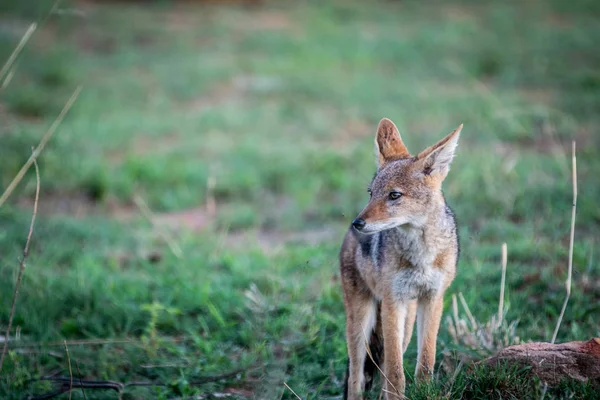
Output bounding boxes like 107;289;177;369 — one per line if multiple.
344;295;377;400
415;295;444;381
381;297;408;399
403;300;417;354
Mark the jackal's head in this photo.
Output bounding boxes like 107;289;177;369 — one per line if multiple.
352;118;462;234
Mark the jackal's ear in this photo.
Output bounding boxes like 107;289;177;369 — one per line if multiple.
375;118;410;167
415;124;462;179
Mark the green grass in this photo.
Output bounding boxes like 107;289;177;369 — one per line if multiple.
1;0;599;398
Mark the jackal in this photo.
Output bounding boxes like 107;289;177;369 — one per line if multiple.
340;118;462;399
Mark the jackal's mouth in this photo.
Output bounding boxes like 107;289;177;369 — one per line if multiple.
355;218;404;234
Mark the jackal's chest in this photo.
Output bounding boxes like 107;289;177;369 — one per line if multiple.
390;264;446;300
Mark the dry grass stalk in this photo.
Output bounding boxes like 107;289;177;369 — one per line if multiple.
0;86;82;208
551;141;577;344
445;242;518;368
0;154;40;374
445;273;519;374
498;243;507;326
0;23;37;85
457;292;477;330
133;194;184;259
445;307;520;362
360;323;402;399
283;382;303;400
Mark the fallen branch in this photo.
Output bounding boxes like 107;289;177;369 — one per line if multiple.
0;153;40;374
482;338;600;387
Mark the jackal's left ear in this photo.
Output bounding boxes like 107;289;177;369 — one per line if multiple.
375;118;411;167
416;124;462;179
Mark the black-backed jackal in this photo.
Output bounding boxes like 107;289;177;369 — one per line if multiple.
340;118;462;399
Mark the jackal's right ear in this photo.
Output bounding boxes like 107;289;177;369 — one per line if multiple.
375;118;410;167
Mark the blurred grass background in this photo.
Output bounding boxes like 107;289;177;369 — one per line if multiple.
0;0;599;398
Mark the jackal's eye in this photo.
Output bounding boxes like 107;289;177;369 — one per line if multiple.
367;188;372;198
388;191;402;200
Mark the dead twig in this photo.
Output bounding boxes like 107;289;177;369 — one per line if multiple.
27;366;251;400
28;377;123;400
0;153;40;374
551;141;577;344
0;85;82;208
74;360;87;400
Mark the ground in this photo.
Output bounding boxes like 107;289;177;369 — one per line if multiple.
0;0;599;398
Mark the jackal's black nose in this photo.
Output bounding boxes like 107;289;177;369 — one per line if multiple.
352;218;366;231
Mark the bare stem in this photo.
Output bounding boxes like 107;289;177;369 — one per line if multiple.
551;141;577;344
0;154;40;374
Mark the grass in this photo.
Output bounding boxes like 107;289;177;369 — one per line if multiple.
1;0;599;398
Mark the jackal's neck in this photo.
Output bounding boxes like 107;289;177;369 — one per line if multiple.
386;196;455;266
424;194;455;233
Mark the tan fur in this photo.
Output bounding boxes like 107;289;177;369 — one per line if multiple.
341;119;462;399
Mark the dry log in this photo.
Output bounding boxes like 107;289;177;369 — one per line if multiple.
483;338;600;387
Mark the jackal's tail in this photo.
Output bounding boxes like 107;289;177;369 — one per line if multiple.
343;305;383;399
